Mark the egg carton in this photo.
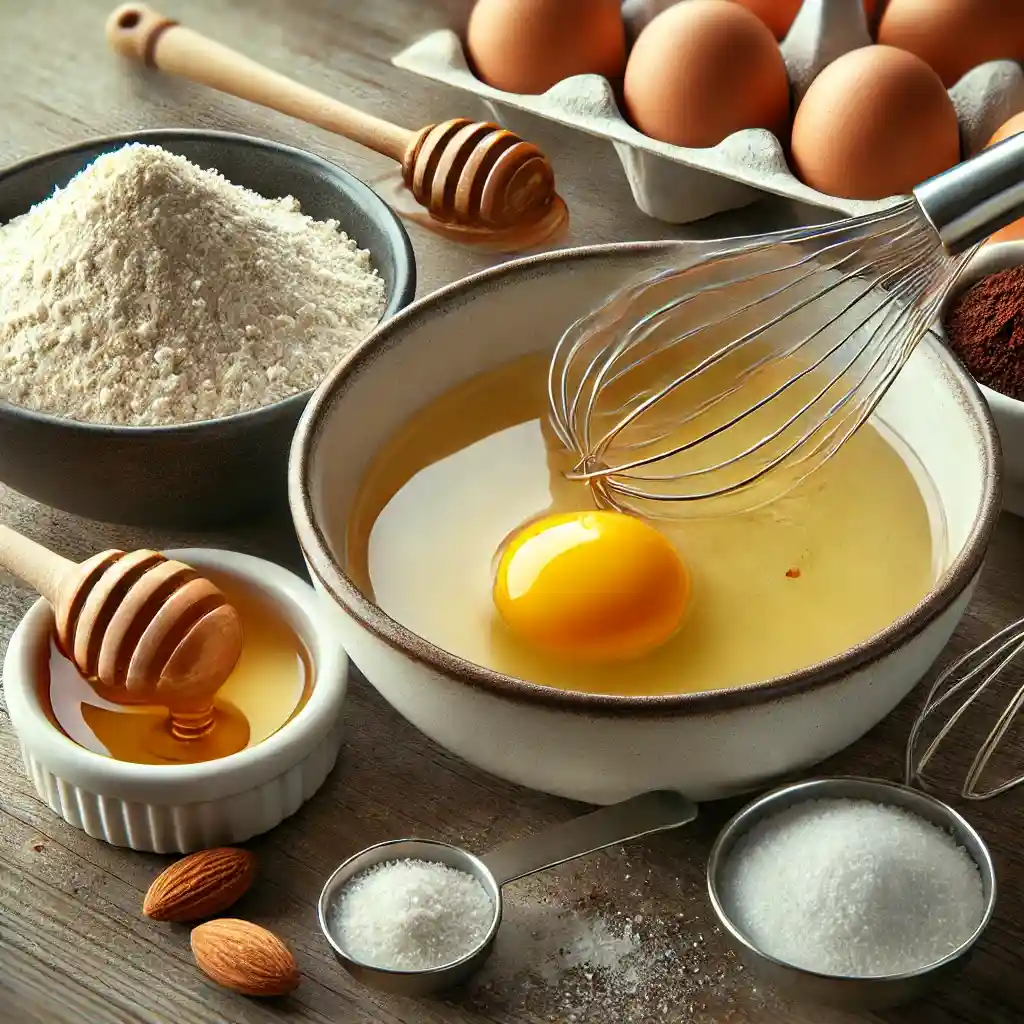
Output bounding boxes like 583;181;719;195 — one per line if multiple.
392;0;1024;225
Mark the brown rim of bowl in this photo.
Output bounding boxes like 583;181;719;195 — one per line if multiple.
289;240;1003;718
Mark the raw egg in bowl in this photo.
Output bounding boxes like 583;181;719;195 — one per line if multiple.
290;242;999;804
492;510;691;663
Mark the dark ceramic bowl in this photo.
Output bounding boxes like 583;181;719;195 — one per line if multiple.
0;129;416;528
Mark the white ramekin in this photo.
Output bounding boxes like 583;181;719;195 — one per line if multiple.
4;548;348;854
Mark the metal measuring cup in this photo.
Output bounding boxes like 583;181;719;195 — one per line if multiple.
316;790;697;995
706;776;997;1012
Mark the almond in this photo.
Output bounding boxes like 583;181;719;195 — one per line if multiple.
190;919;300;997
143;847;256;922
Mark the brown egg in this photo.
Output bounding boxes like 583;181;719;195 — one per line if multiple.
984;112;1024;244
790;45;960;200
730;0;803;39
624;0;790;148
986;111;1024;150
732;0;881;41
466;0;626;95
879;0;1024;87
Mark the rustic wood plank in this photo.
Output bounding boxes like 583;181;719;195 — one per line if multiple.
2;1;1024;1022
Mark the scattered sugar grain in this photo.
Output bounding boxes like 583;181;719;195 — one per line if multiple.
330;858;493;971
724;798;985;978
465;868;777;1024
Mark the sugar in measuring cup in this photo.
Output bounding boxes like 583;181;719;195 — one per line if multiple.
317;790;697;995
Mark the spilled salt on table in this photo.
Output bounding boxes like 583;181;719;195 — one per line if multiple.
723;798;986;977
328;837;778;1020
465;857;780;1024
329;858;493;970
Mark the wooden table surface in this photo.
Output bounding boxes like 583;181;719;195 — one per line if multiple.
2;1;1023;1021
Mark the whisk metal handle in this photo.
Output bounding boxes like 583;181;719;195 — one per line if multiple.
914;132;1024;255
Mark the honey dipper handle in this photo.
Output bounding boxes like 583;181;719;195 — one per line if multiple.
105;4;415;162
0;524;76;606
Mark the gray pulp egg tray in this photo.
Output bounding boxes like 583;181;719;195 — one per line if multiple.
392;0;1024;225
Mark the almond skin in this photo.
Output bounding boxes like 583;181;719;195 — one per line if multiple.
190;919;300;997
143;847;256;923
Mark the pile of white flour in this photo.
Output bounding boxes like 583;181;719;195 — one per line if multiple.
0;144;387;426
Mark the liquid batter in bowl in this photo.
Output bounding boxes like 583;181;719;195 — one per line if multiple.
346;353;939;696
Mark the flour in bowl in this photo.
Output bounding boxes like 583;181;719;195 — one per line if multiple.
0;143;387;426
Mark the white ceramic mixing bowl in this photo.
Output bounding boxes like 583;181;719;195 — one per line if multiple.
4;548;348;853
290;242;1000;804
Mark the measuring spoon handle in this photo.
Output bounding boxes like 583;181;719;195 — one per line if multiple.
480;790;698;886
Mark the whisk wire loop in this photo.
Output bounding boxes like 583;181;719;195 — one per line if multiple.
582;215;932;442
574;240;944;484
906;618;1024;801
548;198;973;516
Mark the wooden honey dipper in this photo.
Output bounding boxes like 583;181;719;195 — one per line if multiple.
105;3;559;232
0;525;243;743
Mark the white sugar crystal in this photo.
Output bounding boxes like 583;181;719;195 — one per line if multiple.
330;858;494;971
724;798;986;978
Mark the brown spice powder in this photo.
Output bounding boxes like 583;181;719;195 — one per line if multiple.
943;264;1024;400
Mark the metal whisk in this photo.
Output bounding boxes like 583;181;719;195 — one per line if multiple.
907;617;1024;801
549;134;1024;518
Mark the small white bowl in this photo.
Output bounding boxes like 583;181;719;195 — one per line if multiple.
3;548;348;853
939;241;1024;518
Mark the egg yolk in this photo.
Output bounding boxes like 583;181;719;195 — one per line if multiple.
492;510;691;662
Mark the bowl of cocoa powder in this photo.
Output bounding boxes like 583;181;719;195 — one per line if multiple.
941;242;1024;517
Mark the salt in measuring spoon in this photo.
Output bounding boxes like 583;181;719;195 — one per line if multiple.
317;789;697;996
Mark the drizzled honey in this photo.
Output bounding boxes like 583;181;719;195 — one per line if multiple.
39;571;313;765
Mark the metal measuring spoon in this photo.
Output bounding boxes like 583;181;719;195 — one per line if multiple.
317;790;697;995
